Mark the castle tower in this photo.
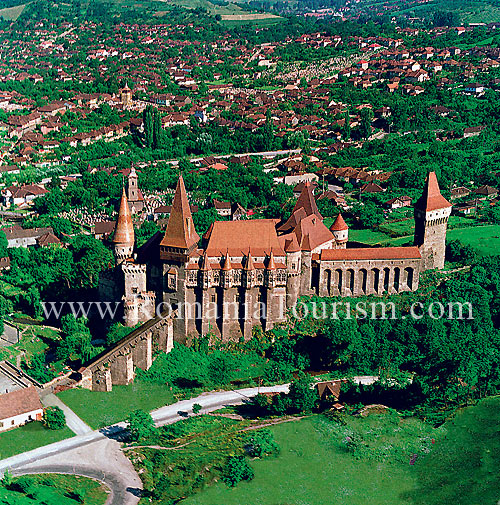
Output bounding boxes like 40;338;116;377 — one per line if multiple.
113;188;134;264
330;213;348;249
414;172;452;270
127;166;144;213
160;175;200;262
160;175;200;341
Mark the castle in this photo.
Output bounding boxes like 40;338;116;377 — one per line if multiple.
105;171;451;342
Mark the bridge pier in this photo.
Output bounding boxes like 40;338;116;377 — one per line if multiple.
92;368;112;392
110;354;134;385
133;333;152;370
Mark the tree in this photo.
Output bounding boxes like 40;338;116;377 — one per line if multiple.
0;231;8;258
222;456;254;487
192;403;202;414
43;406;66;430
143;105;154;148
287;372;317;414
342;109;351;140
126;409;157;442
358;107;374;139
356;201;384;228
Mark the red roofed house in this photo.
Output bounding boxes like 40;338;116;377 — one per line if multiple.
0;361;43;431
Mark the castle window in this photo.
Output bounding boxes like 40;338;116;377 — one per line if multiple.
235;294;240;302
132;287;138;294
257;273;264;283
166;268;177;290
211;294;216;303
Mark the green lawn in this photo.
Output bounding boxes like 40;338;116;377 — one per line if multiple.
348;228;392;245
1;473;108;505
410;396;500;505
183;414;435;505
57;381;175;429
446;224;500;257
348;222;500;257
0;422;73;460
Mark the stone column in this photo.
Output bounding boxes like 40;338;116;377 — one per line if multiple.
110;353;134;385
366;269;374;295
352;269;360;297
387;268;395;294
166;318;174;352
201;289;211;336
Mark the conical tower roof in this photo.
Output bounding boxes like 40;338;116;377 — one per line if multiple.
200;252;211;271
292;181;323;220
330;213;348;232
415;172;451;212
113;188;134;245
222;250;232;271
160;175;200;250
266;251;276;270
245;249;255;270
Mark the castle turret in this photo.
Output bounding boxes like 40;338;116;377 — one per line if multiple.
414;172;452;270
113;188;134;264
330;213;348;248
160;174;200;262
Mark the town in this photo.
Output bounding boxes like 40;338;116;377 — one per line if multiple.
0;0;499;504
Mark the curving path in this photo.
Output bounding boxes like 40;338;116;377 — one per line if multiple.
0;378;377;504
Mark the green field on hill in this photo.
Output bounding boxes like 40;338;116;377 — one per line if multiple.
184;414;436;505
0;3;27;20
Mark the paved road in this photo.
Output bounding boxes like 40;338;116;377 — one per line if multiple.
12;438;141;505
0;384;290;505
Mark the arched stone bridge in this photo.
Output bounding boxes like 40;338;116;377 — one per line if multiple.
80;311;174;392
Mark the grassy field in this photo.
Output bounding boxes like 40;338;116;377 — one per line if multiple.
2;473;109;505
183;414;437;505
0;3;26;20
349;221;500;257
0;422;73;460
58;381;175;429
410;396;500;505
446;224;500;257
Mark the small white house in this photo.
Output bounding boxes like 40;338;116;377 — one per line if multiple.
0;386;43;431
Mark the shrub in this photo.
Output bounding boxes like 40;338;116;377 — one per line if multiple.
245;429;280;458
222;456;254;487
42;406;66;430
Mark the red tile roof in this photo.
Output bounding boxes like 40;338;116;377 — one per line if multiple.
0;386;42;420
320;246;421;261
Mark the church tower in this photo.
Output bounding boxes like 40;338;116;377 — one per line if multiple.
160;175;200;341
414;172;452;270
127;166;144;213
113;188;134;264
